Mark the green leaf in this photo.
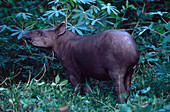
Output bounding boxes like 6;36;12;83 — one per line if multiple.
163;104;170;110
9;99;14;104
48;0;59;4
0;25;6;33
16;12;32;20
43;6;66;19
55;75;60;84
129;5;136;10
37;82;45;86
163;21;170;29
141;87;151;94
73;9;82;13
11;31;20;36
147;58;159;62
45;57;48;66
147;87;151;91
126;0;129;8
17;32;23;39
101;3;119;15
1;57;11;63
70;0;74;7
75;28;83;35
90;5;100;13
0;87;6;91
51;82;57;86
145;11;168;16
139;29;147;35
163;34;170;43
59;80;68;86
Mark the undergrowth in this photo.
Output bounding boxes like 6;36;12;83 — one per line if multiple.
0;0;169;111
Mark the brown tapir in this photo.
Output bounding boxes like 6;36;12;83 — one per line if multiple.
22;23;140;103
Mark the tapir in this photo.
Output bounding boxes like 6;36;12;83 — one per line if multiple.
22;23;140;103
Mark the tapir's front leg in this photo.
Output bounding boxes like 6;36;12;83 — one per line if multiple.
69;74;81;93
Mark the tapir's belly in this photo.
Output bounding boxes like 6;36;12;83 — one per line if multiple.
90;73;111;80
80;64;111;80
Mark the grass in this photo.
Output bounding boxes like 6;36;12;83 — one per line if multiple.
0;71;169;111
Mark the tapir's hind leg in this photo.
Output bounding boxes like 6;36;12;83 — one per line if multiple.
124;66;135;95
108;70;126;103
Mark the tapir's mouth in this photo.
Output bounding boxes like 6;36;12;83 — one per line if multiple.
22;36;33;43
25;38;32;43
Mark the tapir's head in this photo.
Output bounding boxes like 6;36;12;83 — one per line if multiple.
22;23;66;47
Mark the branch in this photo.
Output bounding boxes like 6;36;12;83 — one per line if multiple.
23;70;31;91
0;68;22;86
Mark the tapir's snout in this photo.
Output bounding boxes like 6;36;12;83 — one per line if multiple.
22;34;32;43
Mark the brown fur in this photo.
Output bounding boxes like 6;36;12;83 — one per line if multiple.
22;23;140;103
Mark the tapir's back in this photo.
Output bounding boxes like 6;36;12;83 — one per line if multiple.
73;29;140;78
81;29;139;63
97;29;140;65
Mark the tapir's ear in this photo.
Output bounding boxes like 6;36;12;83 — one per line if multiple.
56;23;66;36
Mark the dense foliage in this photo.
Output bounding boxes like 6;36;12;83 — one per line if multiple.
0;0;169;111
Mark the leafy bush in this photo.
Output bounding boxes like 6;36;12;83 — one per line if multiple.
0;0;169;111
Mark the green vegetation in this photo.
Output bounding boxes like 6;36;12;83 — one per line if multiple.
0;0;169;111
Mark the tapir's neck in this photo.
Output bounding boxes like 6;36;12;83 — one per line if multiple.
53;30;80;59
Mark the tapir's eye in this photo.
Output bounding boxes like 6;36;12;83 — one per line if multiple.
39;32;44;36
